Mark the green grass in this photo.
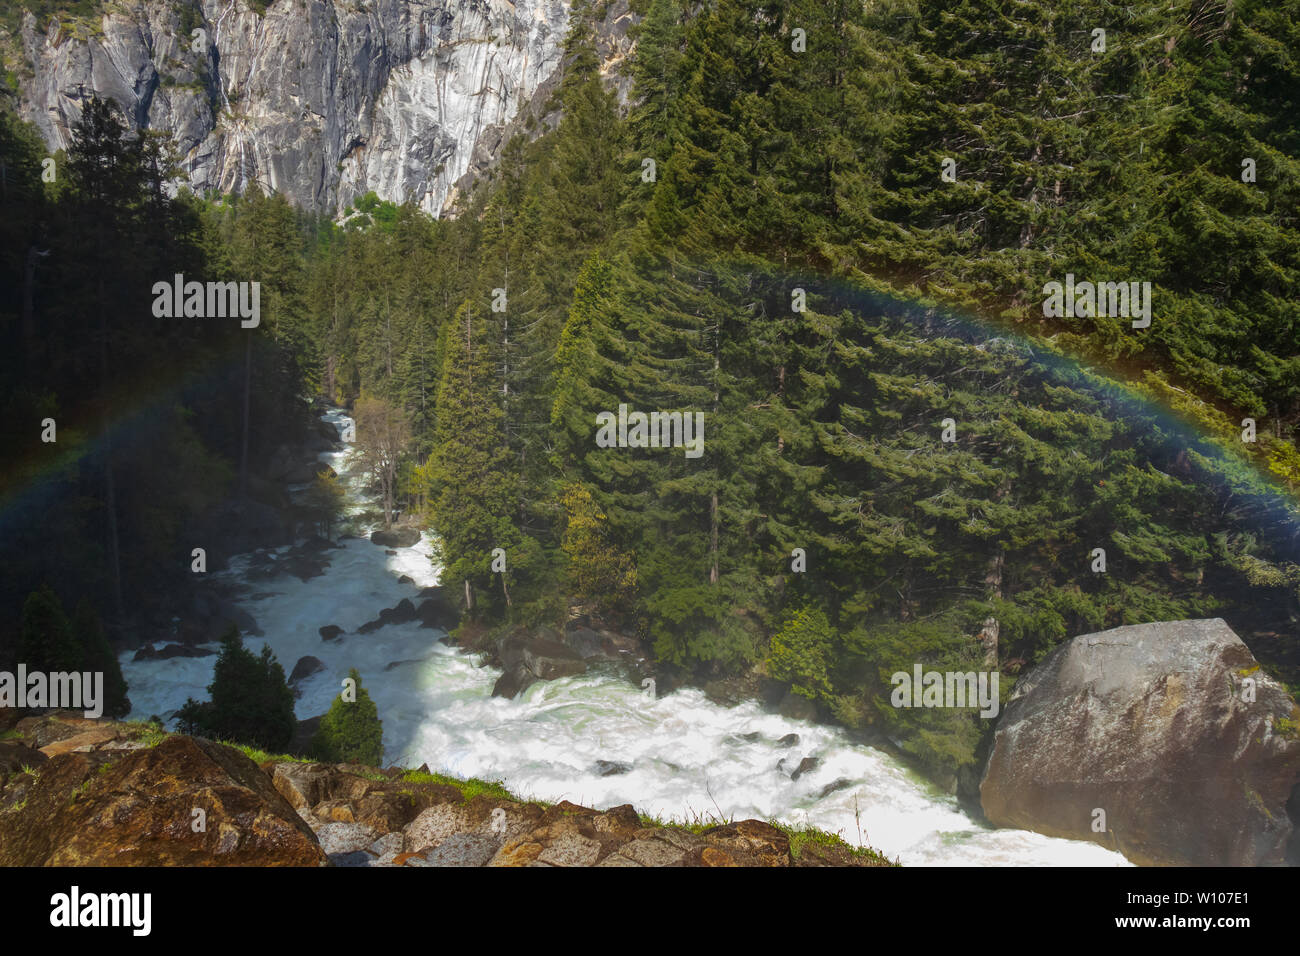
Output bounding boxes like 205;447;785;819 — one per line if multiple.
67;777;93;805
121;721;170;749
227;742;313;765
778;823;899;866
635;811;723;835
0;729;22;741
399;769;514;803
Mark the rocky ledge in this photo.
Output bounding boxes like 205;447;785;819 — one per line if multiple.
0;713;894;867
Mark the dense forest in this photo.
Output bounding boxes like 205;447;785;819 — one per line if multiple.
2;0;1299;785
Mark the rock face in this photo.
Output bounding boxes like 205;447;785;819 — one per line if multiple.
980;618;1300;866
0;732;326;865
6;0;571;217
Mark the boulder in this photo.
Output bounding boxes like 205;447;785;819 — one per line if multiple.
416;590;458;631
817;778;855;800
319;625;344;642
296;535;339;554
420;832;499;867
279;555;327;582
289;656;326;684
521;639;587;681
39;728;121;758
560;620;643;662
0;736;326;866
272;762;335;810
371;527;421;548
695;820;791;867
355;791;428;834
157;643;215;659
357;598;420;634
389;598;418;622
492;666;536;700
314;418;341;444
593;760;632;777
789;756;820;781
980;618;1300;866
315;821;379;856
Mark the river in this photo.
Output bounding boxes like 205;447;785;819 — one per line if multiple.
119;408;1128;866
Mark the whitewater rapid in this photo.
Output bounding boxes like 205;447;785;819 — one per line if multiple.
120;408;1128;866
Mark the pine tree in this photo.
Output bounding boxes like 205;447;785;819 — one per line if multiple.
312;667;383;766
176;627;295;752
71;598;130;718
429;303;520;615
18;585;83;674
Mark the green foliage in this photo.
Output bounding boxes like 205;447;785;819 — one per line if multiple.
311;668;383;765
766;606;835;702
301;469;346;538
18;585;83;673
176;628;296;752
70;598;129;717
559;482;637;609
280;0;1300;783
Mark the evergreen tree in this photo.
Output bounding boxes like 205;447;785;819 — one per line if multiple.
18;585;83;674
71;598;130;718
176;628;295;752
312;667;384;766
429;303;520;615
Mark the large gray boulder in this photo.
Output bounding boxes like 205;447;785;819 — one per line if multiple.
981;618;1300;865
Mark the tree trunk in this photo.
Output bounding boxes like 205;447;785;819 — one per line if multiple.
776;363;785;454
709;491;719;584
979;551;1004;668
22;246;47;366
239;335;252;499
98;280;123;618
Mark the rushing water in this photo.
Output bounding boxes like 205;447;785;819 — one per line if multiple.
120;408;1128;866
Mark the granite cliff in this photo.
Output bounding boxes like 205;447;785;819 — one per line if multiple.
2;0;634;216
